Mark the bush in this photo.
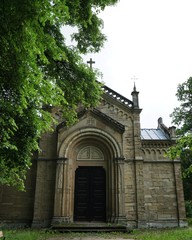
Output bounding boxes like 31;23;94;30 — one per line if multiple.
185;200;192;217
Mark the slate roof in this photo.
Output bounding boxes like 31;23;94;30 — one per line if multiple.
141;129;170;140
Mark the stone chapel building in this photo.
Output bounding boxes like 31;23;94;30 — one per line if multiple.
0;83;187;229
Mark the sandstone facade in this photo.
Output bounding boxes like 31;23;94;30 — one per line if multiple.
0;85;187;228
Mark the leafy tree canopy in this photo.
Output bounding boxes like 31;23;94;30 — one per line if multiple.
167;77;192;195
0;0;119;190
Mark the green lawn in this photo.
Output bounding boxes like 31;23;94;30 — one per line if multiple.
133;228;192;240
2;228;192;240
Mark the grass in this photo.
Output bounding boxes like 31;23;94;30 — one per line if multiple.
1;228;192;240
132;228;192;240
2;229;48;240
2;219;192;240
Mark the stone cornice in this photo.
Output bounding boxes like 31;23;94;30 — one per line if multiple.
35;157;67;162
141;140;173;148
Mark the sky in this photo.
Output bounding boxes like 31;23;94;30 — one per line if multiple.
83;0;192;129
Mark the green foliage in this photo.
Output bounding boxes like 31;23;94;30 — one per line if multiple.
171;77;192;136
168;77;192;200
185;201;192;218
167;135;192;161
0;0;118;190
187;218;192;226
4;230;41;240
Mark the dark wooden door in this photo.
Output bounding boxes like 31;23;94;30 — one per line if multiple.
74;167;106;222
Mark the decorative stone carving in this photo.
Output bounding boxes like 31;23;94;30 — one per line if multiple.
77;146;104;160
100;100;129;120
87;117;96;126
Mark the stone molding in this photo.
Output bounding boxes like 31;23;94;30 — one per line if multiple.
58;127;122;159
142;141;172;148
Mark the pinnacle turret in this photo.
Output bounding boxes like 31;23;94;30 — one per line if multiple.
131;83;139;108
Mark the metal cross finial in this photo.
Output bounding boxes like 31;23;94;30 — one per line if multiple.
131;76;138;82
87;58;95;69
131;76;138;91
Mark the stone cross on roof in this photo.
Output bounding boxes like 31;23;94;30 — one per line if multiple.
87;58;95;69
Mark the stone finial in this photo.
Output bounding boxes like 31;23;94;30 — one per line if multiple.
131;83;139;108
158;117;177;140
169;126;176;140
157;117;169;132
157;117;163;128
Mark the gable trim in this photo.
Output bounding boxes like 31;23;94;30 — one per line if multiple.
91;108;125;133
57;108;125;134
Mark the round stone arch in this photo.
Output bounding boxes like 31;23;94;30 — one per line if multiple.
52;127;126;224
58;127;122;159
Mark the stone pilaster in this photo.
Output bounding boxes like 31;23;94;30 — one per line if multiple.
113;157;127;224
132;108;146;227
32;159;56;228
52;158;72;224
134;158;146;227
32;130;57;227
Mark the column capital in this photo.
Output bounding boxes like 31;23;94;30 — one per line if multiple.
56;158;68;164
114;157;125;163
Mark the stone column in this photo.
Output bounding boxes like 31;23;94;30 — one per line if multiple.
32;131;57;228
134;157;146;227
52;158;71;224
113;157;127;224
32;159;56;228
132;110;146;227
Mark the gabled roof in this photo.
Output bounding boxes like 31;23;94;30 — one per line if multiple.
141;129;170;140
102;85;133;108
57;108;125;133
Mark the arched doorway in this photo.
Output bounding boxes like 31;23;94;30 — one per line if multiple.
53;128;126;224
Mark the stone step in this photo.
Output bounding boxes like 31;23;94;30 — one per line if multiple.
51;223;128;233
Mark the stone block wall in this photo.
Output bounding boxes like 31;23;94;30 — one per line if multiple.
32;160;56;227
0;160;37;227
143;162;178;226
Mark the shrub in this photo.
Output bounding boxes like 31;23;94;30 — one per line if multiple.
185;200;192;217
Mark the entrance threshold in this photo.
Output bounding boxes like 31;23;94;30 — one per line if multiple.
51;222;127;232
